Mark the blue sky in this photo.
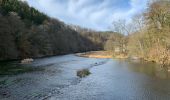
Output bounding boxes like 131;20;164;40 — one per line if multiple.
24;0;148;31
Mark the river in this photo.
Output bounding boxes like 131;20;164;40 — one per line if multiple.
0;54;170;100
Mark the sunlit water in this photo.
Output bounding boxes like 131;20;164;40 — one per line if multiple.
0;54;170;100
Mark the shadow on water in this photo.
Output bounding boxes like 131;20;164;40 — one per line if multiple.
0;61;43;76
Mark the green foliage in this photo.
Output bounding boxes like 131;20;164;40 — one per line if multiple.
0;0;48;25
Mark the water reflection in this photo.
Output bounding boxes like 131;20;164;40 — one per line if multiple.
127;60;170;79
1;56;170;100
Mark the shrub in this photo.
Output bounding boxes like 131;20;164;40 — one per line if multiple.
77;69;91;78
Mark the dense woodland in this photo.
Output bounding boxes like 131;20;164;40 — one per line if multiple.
0;0;120;60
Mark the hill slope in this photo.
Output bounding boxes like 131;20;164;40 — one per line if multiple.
0;0;105;60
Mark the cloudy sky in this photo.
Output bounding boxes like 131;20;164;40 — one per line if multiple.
25;0;148;31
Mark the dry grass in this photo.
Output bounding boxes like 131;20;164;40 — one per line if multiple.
113;54;128;59
76;51;113;58
76;51;128;59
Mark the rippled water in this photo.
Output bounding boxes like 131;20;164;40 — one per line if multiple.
0;55;170;100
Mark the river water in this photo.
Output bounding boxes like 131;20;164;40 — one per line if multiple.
0;54;170;100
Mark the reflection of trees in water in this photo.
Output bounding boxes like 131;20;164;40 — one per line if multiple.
155;66;170;79
127;61;170;79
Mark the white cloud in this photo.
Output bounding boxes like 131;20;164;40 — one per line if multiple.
25;0;148;31
112;0;148;23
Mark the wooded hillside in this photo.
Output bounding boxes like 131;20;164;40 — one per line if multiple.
0;0;115;60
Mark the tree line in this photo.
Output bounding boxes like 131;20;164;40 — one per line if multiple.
0;0;121;60
128;0;170;65
107;0;170;65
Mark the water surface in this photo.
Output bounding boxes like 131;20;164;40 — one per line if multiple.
0;55;170;100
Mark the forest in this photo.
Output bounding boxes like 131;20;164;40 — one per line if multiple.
0;0;120;60
1;0;170;67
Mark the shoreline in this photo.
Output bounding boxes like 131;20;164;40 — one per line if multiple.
76;51;128;59
76;51;113;58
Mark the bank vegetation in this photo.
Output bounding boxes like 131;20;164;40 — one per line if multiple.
105;0;170;66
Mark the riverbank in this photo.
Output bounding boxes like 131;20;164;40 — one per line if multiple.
76;51;113;58
1;54;170;100
76;51;128;59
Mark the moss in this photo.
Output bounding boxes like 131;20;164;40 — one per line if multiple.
77;69;91;78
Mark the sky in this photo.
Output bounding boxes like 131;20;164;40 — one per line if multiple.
24;0;148;31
